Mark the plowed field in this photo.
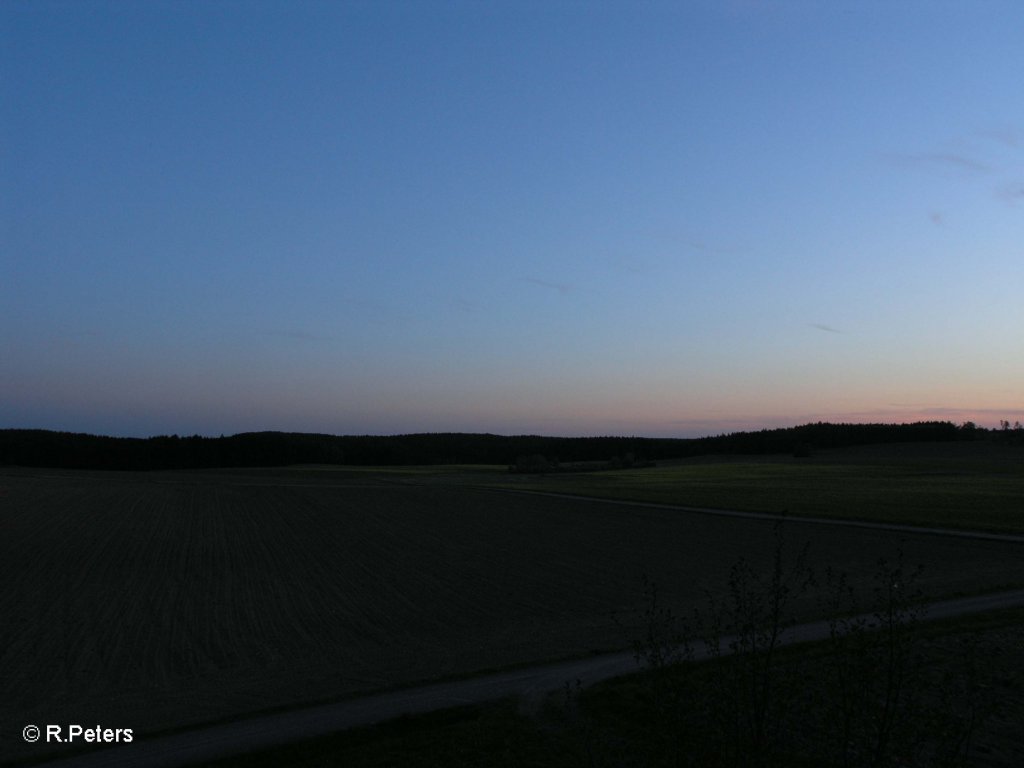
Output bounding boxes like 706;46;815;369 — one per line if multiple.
3;467;1023;762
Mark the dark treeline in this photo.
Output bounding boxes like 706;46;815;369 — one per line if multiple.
0;420;997;471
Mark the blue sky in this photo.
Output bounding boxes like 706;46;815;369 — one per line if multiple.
3;1;1022;438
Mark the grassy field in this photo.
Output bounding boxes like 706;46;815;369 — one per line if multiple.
483;441;1024;533
2;447;1023;762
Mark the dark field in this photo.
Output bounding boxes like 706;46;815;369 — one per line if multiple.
202;608;1024;768
492;441;1024;533
2;451;1023;763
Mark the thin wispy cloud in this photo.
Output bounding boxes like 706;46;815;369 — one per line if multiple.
266;329;334;342
916;406;1024;417
450;297;479;313
977;126;1022;148
995;182;1024;204
523;276;571;295
886;143;1023;211
809;323;842;334
342;297;416;328
884;151;991;175
683;240;744;255
613;256;648;274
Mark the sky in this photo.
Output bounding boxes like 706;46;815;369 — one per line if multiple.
2;1;1022;438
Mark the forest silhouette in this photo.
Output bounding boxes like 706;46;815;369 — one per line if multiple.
1;421;1004;471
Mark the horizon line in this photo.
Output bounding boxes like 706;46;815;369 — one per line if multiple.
1;418;1003;443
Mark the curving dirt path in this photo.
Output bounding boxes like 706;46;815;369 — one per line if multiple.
27;586;1024;768
474;486;1024;544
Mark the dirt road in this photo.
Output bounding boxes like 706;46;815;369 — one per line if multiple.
478;486;1024;544
25;587;1024;768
